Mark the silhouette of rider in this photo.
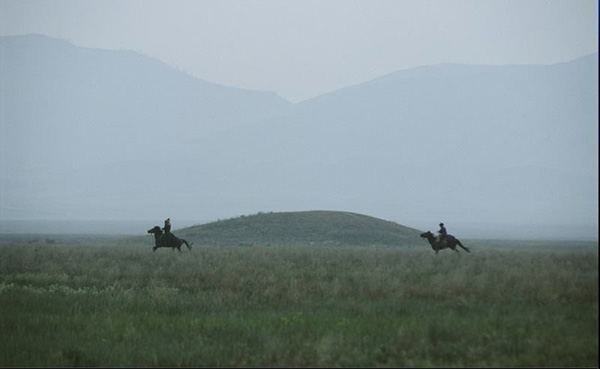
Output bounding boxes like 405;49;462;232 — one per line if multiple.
437;222;447;245
163;218;172;245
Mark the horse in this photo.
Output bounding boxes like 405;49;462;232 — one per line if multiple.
147;226;192;252
420;231;470;254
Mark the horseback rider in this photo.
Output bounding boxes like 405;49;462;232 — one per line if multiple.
162;218;172;245
437;222;447;245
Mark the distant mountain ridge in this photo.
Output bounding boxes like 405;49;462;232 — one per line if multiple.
0;34;291;164
1;35;597;239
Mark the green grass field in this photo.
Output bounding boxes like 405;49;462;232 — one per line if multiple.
0;238;597;367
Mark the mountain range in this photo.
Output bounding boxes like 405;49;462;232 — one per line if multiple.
1;34;597;239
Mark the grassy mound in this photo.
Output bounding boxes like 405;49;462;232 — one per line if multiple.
176;210;423;246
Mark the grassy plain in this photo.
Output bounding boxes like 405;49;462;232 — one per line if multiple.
0;236;597;367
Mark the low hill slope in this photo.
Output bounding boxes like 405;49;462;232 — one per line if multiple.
176;211;423;246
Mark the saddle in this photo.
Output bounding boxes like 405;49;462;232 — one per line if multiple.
159;232;177;246
438;234;455;245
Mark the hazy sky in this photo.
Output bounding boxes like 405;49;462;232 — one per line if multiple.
1;0;598;102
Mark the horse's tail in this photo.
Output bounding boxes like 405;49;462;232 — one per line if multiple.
182;239;193;251
456;239;470;253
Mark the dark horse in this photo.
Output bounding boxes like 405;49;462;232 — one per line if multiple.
420;231;470;254
147;226;192;252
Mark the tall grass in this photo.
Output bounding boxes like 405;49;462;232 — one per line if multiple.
0;241;597;366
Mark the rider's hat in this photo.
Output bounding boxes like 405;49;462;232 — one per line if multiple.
439;223;444;226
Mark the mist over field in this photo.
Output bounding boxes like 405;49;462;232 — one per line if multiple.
1;34;597;239
0;2;598;367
